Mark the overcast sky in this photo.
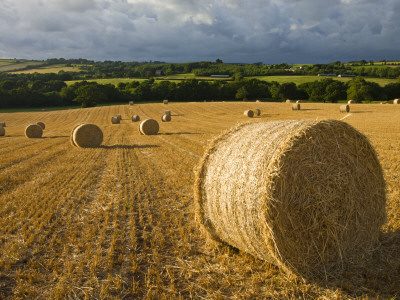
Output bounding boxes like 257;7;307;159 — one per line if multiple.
0;0;399;64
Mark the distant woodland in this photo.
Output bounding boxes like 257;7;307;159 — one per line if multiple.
1;58;400;108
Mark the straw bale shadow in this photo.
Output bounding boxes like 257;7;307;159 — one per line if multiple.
44;136;69;139
100;144;159;149
351;111;373;114
318;229;400;298
159;132;202;136
171;114;184;116
300;109;321;111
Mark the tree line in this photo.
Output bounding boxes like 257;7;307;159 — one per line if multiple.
1;74;400;109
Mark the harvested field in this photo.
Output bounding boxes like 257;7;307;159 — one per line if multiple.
0;102;399;299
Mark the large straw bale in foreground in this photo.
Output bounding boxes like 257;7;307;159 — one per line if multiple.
0;127;4;136
72;124;103;148
340;104;350;113
195;120;386;278
25;124;43;138
139;119;159;135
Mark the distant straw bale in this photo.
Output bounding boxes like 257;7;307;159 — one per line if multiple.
139;119;159;135
163;100;168;104
162;114;171;122
111;116;120;124
244;110;254;118
195;120;386;278
116;114;122;120
296;100;302;103
72;124;103;148
394;99;400;104
256;100;261;102
165;110;171;116
131;115;140;122
0;127;4;136
0;122;5;127
340;104;350;113
348;100;355;104
292;103;300;110
255;108;261;116
25;124;43;138
286;99;292;103
129;101;134;105
36;122;45;130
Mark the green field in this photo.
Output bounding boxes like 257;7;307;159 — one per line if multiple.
249;75;398;86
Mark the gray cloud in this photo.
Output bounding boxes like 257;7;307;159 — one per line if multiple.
0;0;399;63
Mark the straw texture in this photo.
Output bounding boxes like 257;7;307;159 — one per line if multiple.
36;122;45;130
340;105;350;113
131;115;140;122
195;120;386;278
292;103;300;110
162;114;171;122
25;124;43;138
72;124;103;148
244;110;254;117
139;119;159;135
0;127;4;136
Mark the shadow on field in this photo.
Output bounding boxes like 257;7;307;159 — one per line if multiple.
100;144;159;149
299;109;321;111
320;229;400;298
159;132;202;136
258;114;280;118
171;114;184;116
44;136;68;139
351;111;373;114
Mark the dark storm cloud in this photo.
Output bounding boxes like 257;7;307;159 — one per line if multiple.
0;0;399;63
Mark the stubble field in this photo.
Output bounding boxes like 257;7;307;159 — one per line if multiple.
0;102;399;299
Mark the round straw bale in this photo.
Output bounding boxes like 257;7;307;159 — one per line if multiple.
340;104;350;113
348;100;355;104
72;124;103;148
255;108;261;116
163;99;168;104
286;99;292;103
162;114;171;122
139;119;159;135
0;122;5;127
0;126;4;136
256;100;261;102
36;122;45;130
131;115;140;122
111;116;120;124
25;124;43;138
129;101;134;105
195;120;386;278
296;100;302;103
292;103;300;110
116;114;122;120
244;110;254;118
165;110;171;116
394;99;400;104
